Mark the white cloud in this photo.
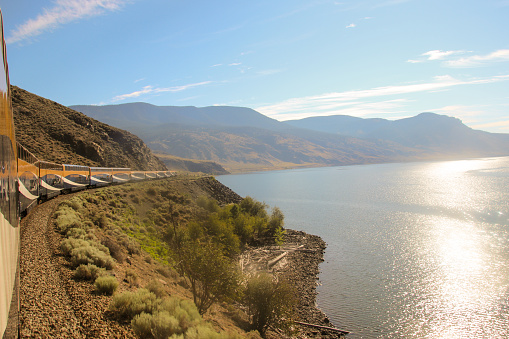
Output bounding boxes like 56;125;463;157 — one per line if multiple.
407;49;465;63
423;50;464;60
112;85;154;102
408;49;509;68
346;23;356;28
471;119;509;132
112;81;212;102
7;0;129;44
445;49;509;67
256;75;509;120
432;105;485;124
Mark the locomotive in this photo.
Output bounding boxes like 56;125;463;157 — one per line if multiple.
0;9;173;337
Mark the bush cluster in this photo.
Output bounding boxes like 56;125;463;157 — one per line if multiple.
55;198;117;271
54;205;83;233
70;245;115;269
191;196;286;258
95;275;119;295
109;288;246;339
74;263;106;281
245;273;296;335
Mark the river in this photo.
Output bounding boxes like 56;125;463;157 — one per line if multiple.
217;157;509;338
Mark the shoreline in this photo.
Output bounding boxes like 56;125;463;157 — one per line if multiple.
278;229;347;338
241;228;346;338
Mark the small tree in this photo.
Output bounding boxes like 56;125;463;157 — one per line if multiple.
179;238;241;314
267;207;285;245
245;273;296;335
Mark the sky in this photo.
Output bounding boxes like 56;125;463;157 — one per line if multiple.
1;0;509;132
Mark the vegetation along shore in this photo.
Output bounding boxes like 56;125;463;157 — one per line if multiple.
20;175;346;338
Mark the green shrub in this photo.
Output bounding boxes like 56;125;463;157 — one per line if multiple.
130;312;153;338
245;273;296;335
61;196;84;211
119;235;141;255
146;187;157;196
184;325;228;339
126;268;139;287
70;245;115;269
66;227;87;239
95;275;118;295
102;237;126;263
94;213;111;228
132;311;181;339
240;197;267;219
74;264;106;280
146;279;167;299
158;297;201;332
54;206;83;233
109;289;159;320
60;238;90;256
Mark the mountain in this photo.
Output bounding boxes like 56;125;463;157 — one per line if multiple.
70;103;285;131
286;113;509;158
71;103;420;172
70;103;509;172
12;86;167;170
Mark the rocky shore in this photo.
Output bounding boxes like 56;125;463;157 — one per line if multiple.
241;230;346;338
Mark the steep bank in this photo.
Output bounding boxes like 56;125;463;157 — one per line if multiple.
12;86;167;170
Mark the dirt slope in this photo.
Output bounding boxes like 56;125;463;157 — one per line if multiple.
12;86;167;170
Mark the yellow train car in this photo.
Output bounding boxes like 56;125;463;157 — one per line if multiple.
111;168;131;183
17;143;39;214
0;9;20;338
62;164;90;191
37;160;64;200
90;167;112;186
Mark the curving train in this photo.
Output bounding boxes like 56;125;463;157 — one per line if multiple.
0;9;173;337
17;141;175;216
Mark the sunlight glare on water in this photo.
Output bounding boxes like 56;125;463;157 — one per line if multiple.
217;157;509;338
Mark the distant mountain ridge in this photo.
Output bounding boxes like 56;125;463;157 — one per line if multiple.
70;103;285;131
286;113;509;157
70;103;509;172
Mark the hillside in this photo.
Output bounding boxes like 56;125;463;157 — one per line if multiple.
70;103;421;172
20;177;340;338
154;153;229;175
12;86;167;170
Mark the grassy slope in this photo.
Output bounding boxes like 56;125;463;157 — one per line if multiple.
53;177;257;337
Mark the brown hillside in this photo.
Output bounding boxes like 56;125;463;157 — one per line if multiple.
11;86;167;171
154;153;229;175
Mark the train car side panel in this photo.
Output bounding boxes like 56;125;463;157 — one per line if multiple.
0;9;20;338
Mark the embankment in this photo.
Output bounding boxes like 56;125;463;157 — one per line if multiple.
19;176;342;338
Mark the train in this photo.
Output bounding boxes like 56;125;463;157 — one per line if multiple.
17;141;175;216
0;9;174;338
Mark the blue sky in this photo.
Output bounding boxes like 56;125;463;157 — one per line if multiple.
2;0;509;132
